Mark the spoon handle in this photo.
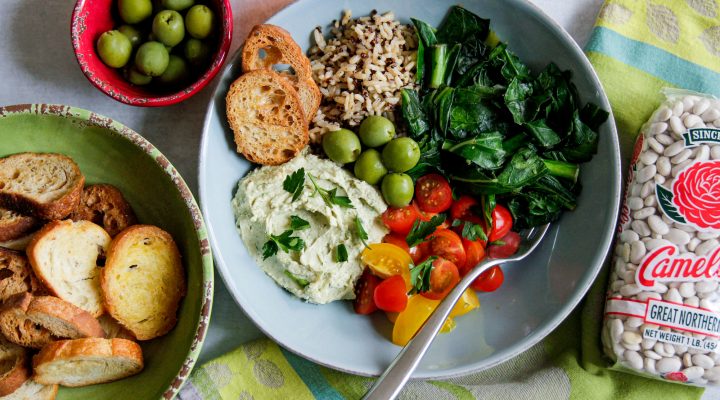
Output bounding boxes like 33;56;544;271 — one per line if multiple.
362;257;503;400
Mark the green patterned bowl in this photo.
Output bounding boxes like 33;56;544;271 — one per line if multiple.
0;104;213;399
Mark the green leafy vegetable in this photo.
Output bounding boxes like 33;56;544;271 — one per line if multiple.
442;132;506;170
436;6;490;44
410;256;437;294
525;120;561;148
284;270;310;287
406;214;447;247
262;230;305;260
354;216;369;247
308;174;354;208
461;220;487;241
283;168;305;201
336;244;349;263
290;215;310;231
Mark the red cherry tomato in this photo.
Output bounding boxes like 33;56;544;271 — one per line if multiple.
427;228;466;268
382;205;421;235
413;201;436;222
415;174;453;213
461;238;486;276
421;257;461;300
354;269;380;314
382;234;410;253
374;275;408;312
488;204;513;242
449;196;483;225
487;231;521;259
471;266;504;292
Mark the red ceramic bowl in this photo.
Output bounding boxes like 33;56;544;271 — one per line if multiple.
71;0;232;107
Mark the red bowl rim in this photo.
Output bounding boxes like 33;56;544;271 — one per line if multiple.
70;0;233;107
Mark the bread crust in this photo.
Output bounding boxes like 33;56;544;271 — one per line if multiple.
0;293;54;349
0;153;84;220
32;338;143;387
226;69;309;165
242;24;321;120
71;184;137;237
26;220;109;317
0;247;44;303
0;380;58;400
101;225;185;340
0;209;37;242
0;340;29;397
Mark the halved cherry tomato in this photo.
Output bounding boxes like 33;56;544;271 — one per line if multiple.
392;295;454;346
415;174;453;213
487;231;521;259
360;243;413;289
461;238;486;276
488;204;513;242
374;275;408;312
471;266;504;292
354;269;380;314
421;257;460;300
409;242;426;264
449;288;480;317
427;229;466;268
382;205;421;235
383;234;409;253
449;195;483;224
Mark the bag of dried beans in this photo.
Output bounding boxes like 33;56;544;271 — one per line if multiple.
602;89;720;385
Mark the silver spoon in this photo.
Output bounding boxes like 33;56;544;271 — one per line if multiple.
363;223;552;400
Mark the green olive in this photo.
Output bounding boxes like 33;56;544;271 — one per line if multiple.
125;66;153;85
381;137;420;172
157;55;189;85
185;4;215;39
358;115;395;148
118;0;153;24
183;38;211;66
97;30;132;68
381;173;414;207
118;25;143;49
134;41;169;76
354;149;388;185
152;10;185;47
322;129;361;164
161;0;194;10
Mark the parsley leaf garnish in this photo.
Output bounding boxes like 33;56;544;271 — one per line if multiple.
410;256;437;294
307;174;354;208
284;270;310;287
262;230;305;259
283;168;305;201
290;215;310;231
336;244;348;262
406;214;446;247
481;194;496;229
354;216;369;247
461;220;487;241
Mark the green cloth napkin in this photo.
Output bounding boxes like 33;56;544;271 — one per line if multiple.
179;1;720;398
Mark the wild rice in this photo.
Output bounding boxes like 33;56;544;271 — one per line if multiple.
308;10;418;141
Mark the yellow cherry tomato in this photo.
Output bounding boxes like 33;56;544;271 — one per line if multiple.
391;295;456;345
449;288;480;318
361;243;413;289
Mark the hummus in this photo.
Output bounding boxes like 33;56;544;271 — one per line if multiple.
232;153;388;304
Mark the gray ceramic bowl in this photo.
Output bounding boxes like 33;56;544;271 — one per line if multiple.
199;0;621;378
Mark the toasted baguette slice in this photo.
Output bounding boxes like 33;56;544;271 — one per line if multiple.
71;184;137;237
0;380;57;400
27;220;110;317
0;209;37;243
0;153;84;220
0;336;29;397
97;315;135;340
101;225;185;340
0;233;35;252
32;338;143;387
27;295;105;339
242;24;321;121
0;248;43;303
0;293;55;349
226;69;309;165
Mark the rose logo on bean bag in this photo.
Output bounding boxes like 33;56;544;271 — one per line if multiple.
662;160;720;231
